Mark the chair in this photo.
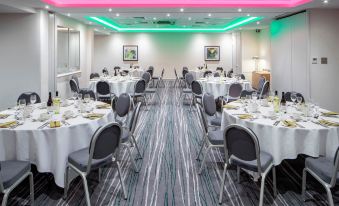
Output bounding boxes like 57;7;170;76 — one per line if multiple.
178;72;194;104
226;69;233;78
90;73;100;79
257;76;266;92
0;161;34;206
240;90;256;98
240;74;246;80
219;124;277;206
216;67;223;73
214;72;220;77
112;94;143;172
102;67;109;76
130;79;148;108
174;69;181;88
71;76;91;94
203;71;212;78
146;66;154;77
190;80;203;110
152;68;165;88
142;72;161;104
202;93;221;127
64;123;127;206
259;81;270;99
80;90;96;100
120;70;129;76
96;81;113;102
113;66;120;76
285;92;305;103
226;83;243;103
17;92;41;105
302;147;339;206
195;104;224;174
70;79;80;94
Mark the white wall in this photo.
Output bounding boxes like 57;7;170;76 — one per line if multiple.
241;30;259;80
0;13;41;110
92;32;236;79
271;12;309;99
258;28;271;72
54;14;94;99
309;9;339;111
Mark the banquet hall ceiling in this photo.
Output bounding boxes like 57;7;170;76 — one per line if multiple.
0;0;338;32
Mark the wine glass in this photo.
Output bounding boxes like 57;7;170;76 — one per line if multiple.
30;94;37;105
291;92;297;105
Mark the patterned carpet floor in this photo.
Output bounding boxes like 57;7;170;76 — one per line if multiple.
1;81;339;206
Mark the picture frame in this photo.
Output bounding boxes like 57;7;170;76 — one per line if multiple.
123;45;138;61
204;46;220;61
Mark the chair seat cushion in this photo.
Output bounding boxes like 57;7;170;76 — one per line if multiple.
68;148;112;172
145;88;157;93
208;116;222;127
0;161;30;189
208;130;224;145
229;151;273;173
305;157;339;184
182;88;192;93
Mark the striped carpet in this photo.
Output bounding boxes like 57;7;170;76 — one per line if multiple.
1;81;339;206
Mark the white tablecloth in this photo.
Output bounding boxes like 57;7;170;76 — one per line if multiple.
89;77;139;96
0;102;114;187
189;70;205;80
126;69;144;77
221;102;339;165
198;78;252;97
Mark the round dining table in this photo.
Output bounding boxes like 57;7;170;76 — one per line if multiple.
221;101;339;165
0;101;114;187
198;77;252;97
89;76;139;96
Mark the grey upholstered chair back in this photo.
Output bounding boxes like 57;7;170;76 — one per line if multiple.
240;74;246;80
197;105;209;134
284;92;305;103
147;66;154;77
114;66;120;71
182;69;189;79
224;124;262;173
240;90;255;98
90;73;100;79
228;83;243;98
72;76;80;86
96;81;110;95
70;79;79;93
260;81;270;99
17;92;41;105
87;123;121;174
203;71;212;78
257;76;266;92
134;79;146;94
202;93;216;116
115;93;132;118
102;68;109;75
129;102;142;133
192;81;203;95
183;67;189;71
142;72;151;84
214;72;220;77
216;67;223;73
330;147;339;186
80;90;96;100
185;72;194;88
227;70;233;78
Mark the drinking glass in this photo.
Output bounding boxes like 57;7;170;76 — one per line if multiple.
30;94;37;105
291;93;297;105
18;99;26;110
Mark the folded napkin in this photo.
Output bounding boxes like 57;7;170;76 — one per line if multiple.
96;104;111;109
322;112;339;116
319;119;339;127
223;104;239;110
84;113;105;120
0;114;10;119
49;121;61;128
0;121;18;128
282;120;297;128
238;114;253;120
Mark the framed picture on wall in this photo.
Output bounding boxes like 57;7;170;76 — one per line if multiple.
204;46;220;61
123;45;138;61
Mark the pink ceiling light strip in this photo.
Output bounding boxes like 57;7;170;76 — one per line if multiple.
42;0;312;8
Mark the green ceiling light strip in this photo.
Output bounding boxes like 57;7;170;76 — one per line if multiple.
85;16;263;33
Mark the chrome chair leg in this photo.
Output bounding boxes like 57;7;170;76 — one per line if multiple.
98;168;102;182
273;166;277;197
2;192;9;206
63;164;70;199
80;173;91;206
237;166;241;183
325;185;334;206
301;168;307;202
116;161;127;200
198;146;212;174
125;144;140;172
218;163;228;204
29;172;34;205
131;134;143;159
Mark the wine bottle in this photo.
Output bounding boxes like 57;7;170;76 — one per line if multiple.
53;91;61;114
47;92;53;113
280;92;286;113
273;91;280;113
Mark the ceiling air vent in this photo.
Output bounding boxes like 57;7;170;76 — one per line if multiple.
156;20;175;25
133;17;145;19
